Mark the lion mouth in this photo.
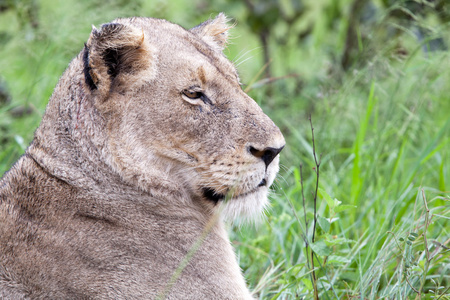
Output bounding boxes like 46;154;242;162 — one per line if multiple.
202;187;225;203
257;178;267;187
202;178;267;204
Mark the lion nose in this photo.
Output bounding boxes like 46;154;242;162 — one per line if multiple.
249;145;284;168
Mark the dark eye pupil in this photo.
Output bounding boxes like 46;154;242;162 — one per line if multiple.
183;89;201;99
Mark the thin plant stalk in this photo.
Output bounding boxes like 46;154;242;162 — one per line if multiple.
309;116;321;300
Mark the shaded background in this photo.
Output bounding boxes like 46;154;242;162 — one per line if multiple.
0;0;449;298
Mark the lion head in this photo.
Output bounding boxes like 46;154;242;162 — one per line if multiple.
32;14;285;222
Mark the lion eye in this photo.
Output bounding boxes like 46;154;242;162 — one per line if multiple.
182;89;202;99
181;88;212;106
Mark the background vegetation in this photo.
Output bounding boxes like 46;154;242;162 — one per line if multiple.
1;0;449;298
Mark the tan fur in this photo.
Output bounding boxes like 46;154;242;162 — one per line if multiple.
0;14;285;299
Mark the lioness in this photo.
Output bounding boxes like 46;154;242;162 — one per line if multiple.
0;14;285;299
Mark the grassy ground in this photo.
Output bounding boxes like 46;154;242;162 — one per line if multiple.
0;0;449;299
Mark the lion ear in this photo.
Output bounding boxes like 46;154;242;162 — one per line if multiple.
189;13;232;52
83;22;151;97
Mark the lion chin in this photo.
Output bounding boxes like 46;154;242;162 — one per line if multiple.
220;186;270;222
201;156;280;223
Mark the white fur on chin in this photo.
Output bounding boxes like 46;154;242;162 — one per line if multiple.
220;187;269;223
220;155;279;223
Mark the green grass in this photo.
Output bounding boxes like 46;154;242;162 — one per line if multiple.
1;0;449;299
234;48;450;298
